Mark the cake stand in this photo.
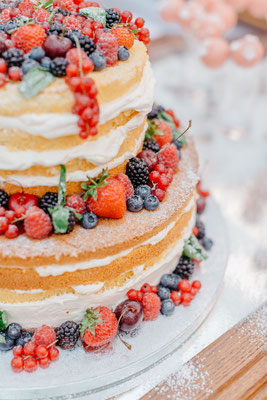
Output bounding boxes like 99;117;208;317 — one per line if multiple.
0;198;229;400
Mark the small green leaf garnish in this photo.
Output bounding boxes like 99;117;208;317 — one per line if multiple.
80;308;103;337
0;311;8;331
19;67;55;99
145;120;165;140
82;169;109;201
183;234;208;261
79;7;106;27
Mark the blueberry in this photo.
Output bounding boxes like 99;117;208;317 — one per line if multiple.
7;323;22;340
135;185;151;200
16;331;32;347
22;59;39;75
144;195;160;211
201;237;213;251
160;274;181;290
0;333;15;351
4;19;17;34
157;286;170;301
161;299;175;316
40;56;52;69
118;46;130;61
81;211;98;229
126;195;143;212
29;46;45;61
173;140;183;150
90;51;106;71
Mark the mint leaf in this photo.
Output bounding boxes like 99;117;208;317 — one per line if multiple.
0;311;8;331
183;234;208;261
19;68;55;99
58;165;66;207
50;206;70;234
79;7;106;27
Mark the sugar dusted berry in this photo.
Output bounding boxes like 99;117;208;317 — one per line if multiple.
170;291;181;306
110;26;134;49
127;195;143;212
96;32;118;66
158;143;179;171
115;300;143;333
11;356;24;373
66;194;86;215
12;24;46;53
115;173;134;199
142;292;161;321
137;150;158;171
24;207;52;239
0;189;9;209
178;279;191;293
160;274;181;291
144;195;159;211
50;56;68;77
56;321;80;350
135;185;151;200
49;346;59;361
161;299;175;316
106;8;121;29
32;325;56;347
174;256;195;279
90;51;106;71
126;157;149;188
157;286;170;301
2;48;24;68
118;46;129;61
24;356;38;373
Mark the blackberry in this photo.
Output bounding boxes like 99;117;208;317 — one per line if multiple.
48;21;63;36
50;57;68;77
56;321;79;349
174;256;195;279
67;211;75;234
196;217;205;239
68;30;96;56
126;158;149;188
143;139;160;153
39;192;58;214
105;8;121;28
147;104;165;120
2;48;24;67
0;189;9;209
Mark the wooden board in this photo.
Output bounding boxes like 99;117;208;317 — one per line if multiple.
141;303;267;400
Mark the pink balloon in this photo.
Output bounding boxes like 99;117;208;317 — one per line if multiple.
247;0;267;19
230;34;265;67
201;37;229;68
160;0;185;23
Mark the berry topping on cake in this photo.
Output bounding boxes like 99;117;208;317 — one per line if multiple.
114;173;134;199
24;206;53;239
39;192;58;214
110;26;135;49
174;256;195;279
2;48;24;67
143;139;160;153
118;45;129;61
32;325;56;347
126;195;143;212
81;307;118;348
66;194;86;215
105;8;121;29
81;211;98;229
9;192;38;211
115;300;143;333
0;189;9;209
141;293;161;321
126;157;149;188
160;299;175;316
56;321;80;349
96;32;118;66
12;25;46;53
158;143;179;171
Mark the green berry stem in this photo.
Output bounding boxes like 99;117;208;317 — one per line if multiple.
58;164;67;207
176;120;192;141
82;169;109;201
0;311;8;331
80;308;103;337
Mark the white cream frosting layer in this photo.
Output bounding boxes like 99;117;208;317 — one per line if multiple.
2;210;195;327
0;62;155;139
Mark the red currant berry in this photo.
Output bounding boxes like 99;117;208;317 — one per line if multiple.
35;345;48;359
5;210;15;223
49;346;59;361
89;126;98;136
0;59;7;73
15;206;26;218
135;17;145;28
181;292;191;306
190;287;198;297
149;170;160;183
0;72;7;87
178;279;191;293
196;181;210;198
121;10;133;23
127;289;137;300
81;107;93;122
13;345;24;357
140;27;150;37
8;66;22;81
150;286;158;294
5;224;19;239
170;291;181;306
197;197;206;215
140;283;151;293
38;356;50;369
24;357;38;373
24;341;37;356
158;175;169;191
193;226;199;237
0;216;8;233
152;188;166;202
192;280;202;290
136;290;143;302
82;59;94;74
0;207;5;216
66;63;79;78
155;164;166;174
79;130;89;139
11;356;24;373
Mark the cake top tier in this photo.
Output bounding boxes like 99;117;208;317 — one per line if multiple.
0;1;151;139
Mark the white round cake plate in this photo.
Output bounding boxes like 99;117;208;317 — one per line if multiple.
0;198;229;400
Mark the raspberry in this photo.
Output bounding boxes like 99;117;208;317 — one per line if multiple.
57;0;76;12
96;32;118;66
158;143;179;171
142;293;161;321
66;194;86;214
24;206;53;239
110;26;135;49
18;0;35;18
13;25;46;53
63;15;81;31
8;66;22;81
0;8;11;24
32;8;50;24
114;173;134;199
33;325;56;347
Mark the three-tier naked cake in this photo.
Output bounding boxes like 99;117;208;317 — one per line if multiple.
0;1;200;333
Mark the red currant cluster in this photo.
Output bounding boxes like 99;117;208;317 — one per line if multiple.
127;282;158;303
0;57;22;85
149;163;175;202
65;48;99;139
120;11;151;46
171;279;202;306
11;341;59;373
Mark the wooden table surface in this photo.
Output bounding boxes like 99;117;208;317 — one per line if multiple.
140;304;267;400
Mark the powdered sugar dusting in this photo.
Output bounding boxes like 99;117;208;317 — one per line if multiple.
240;303;267;347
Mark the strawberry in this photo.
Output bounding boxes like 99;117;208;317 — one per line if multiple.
83;169;126;219
142;293;161;321
110;26;135;49
63;15;81;31
158;143;179;171
145;119;172;149
114;173;134;199
9;193;38;212
24;206;52;239
96;32;118;66
18;0;35;18
66;194;86;214
13;25;46;53
81;307;118;348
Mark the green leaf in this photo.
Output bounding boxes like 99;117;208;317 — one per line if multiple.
183;234;208;261
19;68;55;99
82;169;109;201
79;7;106;27
0;311;8;331
58;165;67;207
80;308;103;337
66;207;82;221
50;206;70;234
